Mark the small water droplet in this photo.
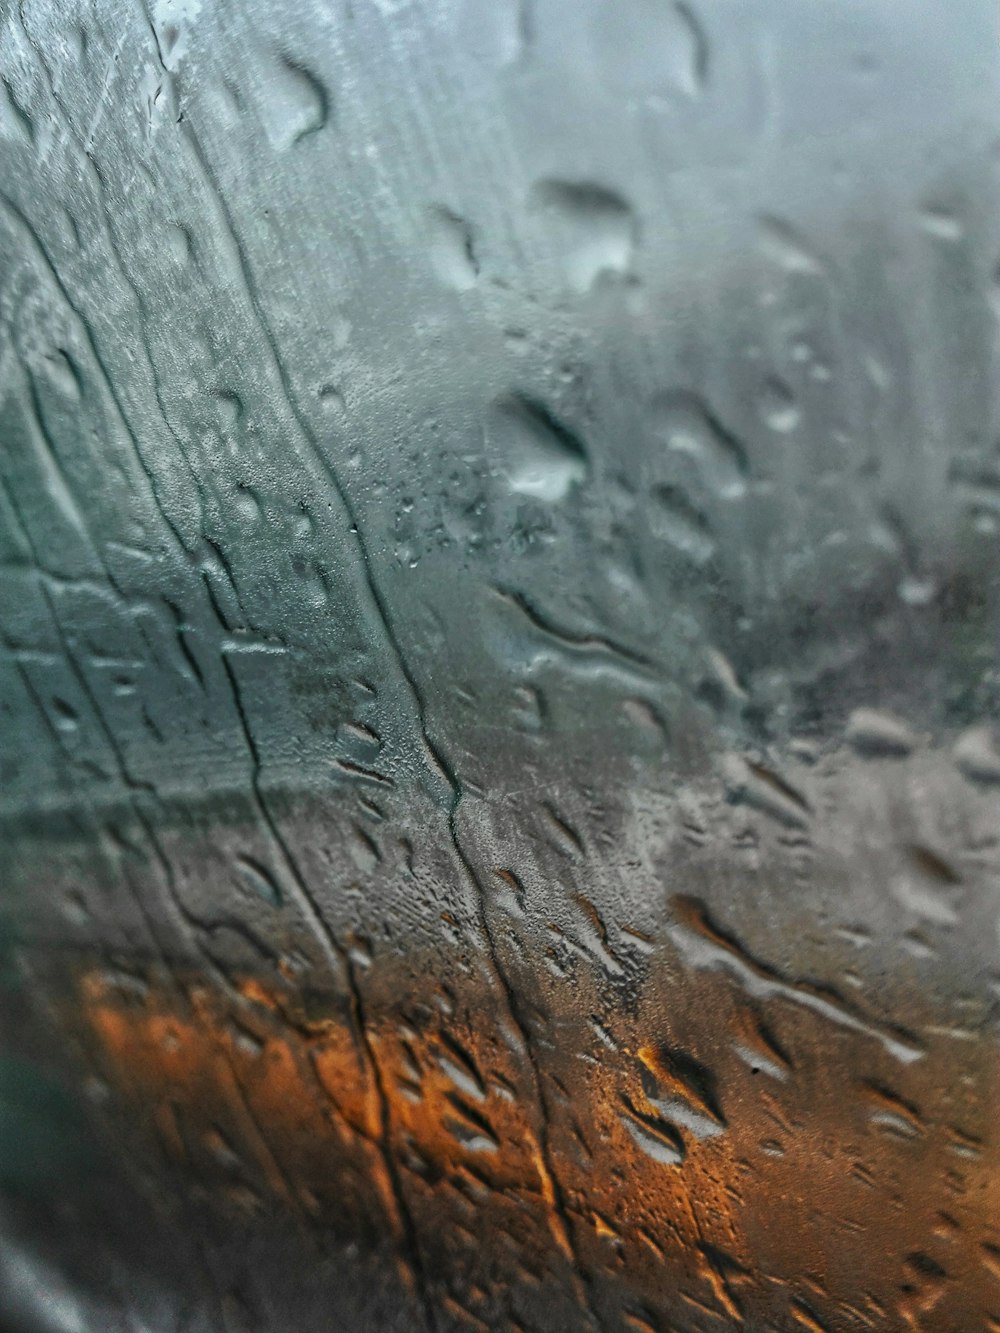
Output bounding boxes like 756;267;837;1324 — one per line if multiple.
954;725;1000;784
52;697;79;732
649;484;715;562
45;349;84;401
648;389;748;498
757;376;800;433
619;1094;686;1165
918;206;964;242
759;214;824;275
165;223;194;266
234;856;283;907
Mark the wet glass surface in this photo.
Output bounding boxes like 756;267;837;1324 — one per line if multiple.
1;1;999;1328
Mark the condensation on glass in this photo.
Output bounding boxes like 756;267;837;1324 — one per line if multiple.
0;0;998;1329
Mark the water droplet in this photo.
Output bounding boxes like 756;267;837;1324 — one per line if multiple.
539;802;584;857
234;856;283;907
486;393;588;500
348;825;380;873
730;1007;792;1081
618;1094;686;1165
427;205;479;291
758;214;824;275
165;222;194;266
757;376;800;433
0;76;34;144
722;754;812;828
637;1044;726;1140
845;708;915;758
262;54;330;150
592;0;708;100
648;390;748;498
317;383;346;416
214;389;244;430
531;179;636;292
858;1082;924;1139
491;867;527;916
434;1032;487;1102
62;889;91;926
918;206;964;242
954;725;1000;784
890;845;961;925
44;349;84;401
443;1094;500;1154
649;484;715;562
52;697;80;731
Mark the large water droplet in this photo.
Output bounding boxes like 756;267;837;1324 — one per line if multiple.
531;179;636;292
261;54;329;150
427;205;479;291
486;393;588;500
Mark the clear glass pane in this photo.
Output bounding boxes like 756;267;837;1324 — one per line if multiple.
1;1;998;1328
